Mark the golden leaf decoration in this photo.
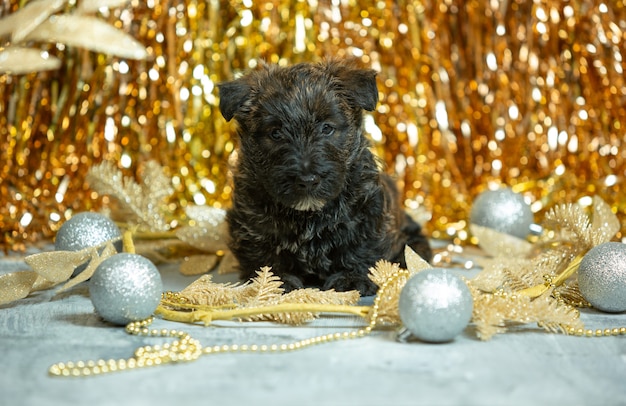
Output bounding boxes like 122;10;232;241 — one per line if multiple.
179;254;219;276
24;14;148;60
0;46;62;75
0;0;66;42
0;0;148;75
24;250;91;283
31;275;58;292
217;251;239;275
470;224;535;258
77;0;130;14
403;245;432;273
86;160;172;232
0;271;40;305
0;237;123;304
56;242;117;293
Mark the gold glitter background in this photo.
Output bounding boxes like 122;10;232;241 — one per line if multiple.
1;0;625;250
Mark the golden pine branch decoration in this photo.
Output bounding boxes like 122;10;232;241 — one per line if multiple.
86;161;173;232
158;267;363;326
465;196;619;339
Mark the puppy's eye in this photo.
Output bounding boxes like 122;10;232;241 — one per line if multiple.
269;128;282;141
321;123;335;136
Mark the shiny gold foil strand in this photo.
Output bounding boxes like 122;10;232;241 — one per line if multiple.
399;0;626;240
526;0;626;235
1;0;626;249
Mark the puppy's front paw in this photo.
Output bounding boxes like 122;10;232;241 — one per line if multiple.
280;274;305;292
323;273;378;296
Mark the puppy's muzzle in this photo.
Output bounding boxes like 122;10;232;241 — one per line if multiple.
296;174;321;191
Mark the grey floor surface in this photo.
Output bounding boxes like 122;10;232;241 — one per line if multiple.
1;248;625;406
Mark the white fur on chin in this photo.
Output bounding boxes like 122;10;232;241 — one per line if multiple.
292;197;326;211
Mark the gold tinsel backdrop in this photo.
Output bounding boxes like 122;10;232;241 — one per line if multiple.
1;0;625;250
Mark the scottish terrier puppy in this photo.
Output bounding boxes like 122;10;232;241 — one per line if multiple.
218;59;431;295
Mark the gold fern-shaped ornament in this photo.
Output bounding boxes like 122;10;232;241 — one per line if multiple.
469;285;583;341
543;196;618;250
86;161;173;232
175;274;245;307
239;267;285;308
543;202;595;248
239;268;359;324
158;267;364;326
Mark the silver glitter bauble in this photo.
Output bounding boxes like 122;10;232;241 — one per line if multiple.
578;242;626;313
90;253;163;325
55;212;123;275
469;188;533;240
398;268;473;343
55;212;123;252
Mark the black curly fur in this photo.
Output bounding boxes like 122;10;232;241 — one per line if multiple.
218;59;432;295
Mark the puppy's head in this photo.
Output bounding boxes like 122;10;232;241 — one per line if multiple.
218;59;378;211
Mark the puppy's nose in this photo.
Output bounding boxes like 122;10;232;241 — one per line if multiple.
297;174;320;190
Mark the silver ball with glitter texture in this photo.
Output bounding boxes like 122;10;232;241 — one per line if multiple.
470;188;533;240
55;212;123;275
578;242;626;313
55;212;123;252
90;253;163;325
398;268;473;343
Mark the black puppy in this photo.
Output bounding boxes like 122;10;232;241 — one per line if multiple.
218;59;431;295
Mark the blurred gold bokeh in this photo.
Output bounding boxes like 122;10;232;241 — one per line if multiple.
1;0;625;249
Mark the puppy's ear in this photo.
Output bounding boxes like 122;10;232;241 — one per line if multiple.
218;79;251;121
341;68;379;111
326;60;379;111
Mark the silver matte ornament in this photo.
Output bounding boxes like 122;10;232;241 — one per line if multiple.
90;253;163;325
398;268;473;343
469;188;533;240
55;212;123;258
578;242;626;313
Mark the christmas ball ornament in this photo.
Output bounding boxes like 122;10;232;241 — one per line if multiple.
90;253;163;325
55;212;123;275
55;212;123;253
469;188;533;240
578;242;626;313
398;268;473;343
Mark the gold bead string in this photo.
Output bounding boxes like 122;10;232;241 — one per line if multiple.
568;327;626;338
537;276;626;337
48;269;406;378
47;266;625;377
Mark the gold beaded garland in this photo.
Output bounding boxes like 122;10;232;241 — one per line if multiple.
48;266;626;378
49;268;395;377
